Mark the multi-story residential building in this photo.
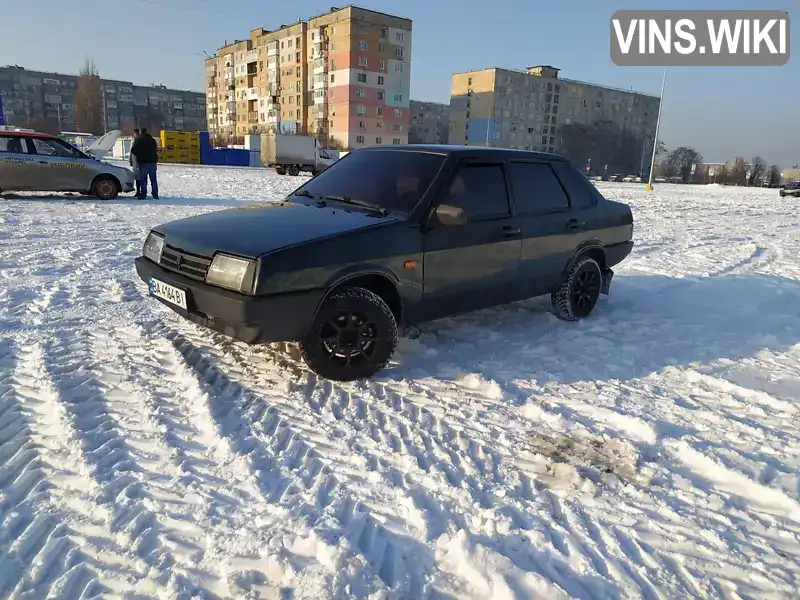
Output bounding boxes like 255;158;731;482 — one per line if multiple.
205;6;412;150
409;100;449;145
449;65;660;174
0;65;205;134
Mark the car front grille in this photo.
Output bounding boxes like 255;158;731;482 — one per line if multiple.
159;244;212;281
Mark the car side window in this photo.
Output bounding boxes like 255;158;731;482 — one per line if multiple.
438;163;510;220
508;162;570;214
552;162;600;209
31;138;75;158
0;136;29;154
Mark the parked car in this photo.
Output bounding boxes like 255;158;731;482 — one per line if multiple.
0;130;135;199
136;145;634;381
779;182;800;197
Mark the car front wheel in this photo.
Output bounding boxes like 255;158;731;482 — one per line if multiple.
92;176;120;200
300;287;398;381
551;256;603;321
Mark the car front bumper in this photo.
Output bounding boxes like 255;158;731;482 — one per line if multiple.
122;180;135;193
135;256;324;344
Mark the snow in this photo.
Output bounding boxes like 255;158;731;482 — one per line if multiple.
1;164;799;599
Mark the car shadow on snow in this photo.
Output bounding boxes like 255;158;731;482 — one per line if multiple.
391;272;800;390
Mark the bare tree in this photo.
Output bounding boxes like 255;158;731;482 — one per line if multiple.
75;59;104;134
667;146;703;183
767;164;782;187
749;156;767;186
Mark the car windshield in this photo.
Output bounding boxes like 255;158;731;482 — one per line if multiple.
290;149;446;214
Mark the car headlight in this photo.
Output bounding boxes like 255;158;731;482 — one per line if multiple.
205;253;256;294
143;232;165;263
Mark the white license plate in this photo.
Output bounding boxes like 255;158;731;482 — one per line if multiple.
149;277;187;310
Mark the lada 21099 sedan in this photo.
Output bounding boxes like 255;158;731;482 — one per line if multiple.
136;145;634;381
0;130;135;199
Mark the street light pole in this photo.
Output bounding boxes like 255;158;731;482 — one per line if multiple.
645;66;667;192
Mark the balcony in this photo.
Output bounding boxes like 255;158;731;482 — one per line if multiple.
268;83;279;95
313;60;327;75
267;43;278;56
248;87;259;100
248;112;259;123
313;95;328;106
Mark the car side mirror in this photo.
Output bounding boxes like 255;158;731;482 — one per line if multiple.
434;204;467;227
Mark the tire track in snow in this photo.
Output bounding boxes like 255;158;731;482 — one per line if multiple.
42;329;231;599
153;320;637;599
110;321;321;598
0;338;128;599
147;320;439;597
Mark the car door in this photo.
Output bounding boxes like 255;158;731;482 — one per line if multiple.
420;159;522;320
507;160;581;298
0;135;38;191
28;137;85;191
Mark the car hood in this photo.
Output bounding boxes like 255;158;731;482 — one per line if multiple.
154;200;400;258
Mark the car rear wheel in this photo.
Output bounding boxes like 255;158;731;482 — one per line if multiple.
276;167;287;175
287;165;300;176
551;256;603;321
92;176;120;200
779;189;786;197
300;287;398;381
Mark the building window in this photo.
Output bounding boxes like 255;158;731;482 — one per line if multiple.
377;91;384;100
380;27;387;38
395;48;403;58
359;120;366;129
376;136;383;144
393;138;401;144
377;122;383;128
377;106;384;115
394;108;402;117
395;63;404;73
468;77;473;86
330;74;335;83
359;57;368;67
356;135;365;143
356;88;365;97
378;76;384;85
331;60;336;70
287;39;293;48
380;60;385;70
396;32;404;43
393;124;401;131
393;94;403;103
358;73;367;83
359;40;368;50
289;111;294;118
357;104;366;116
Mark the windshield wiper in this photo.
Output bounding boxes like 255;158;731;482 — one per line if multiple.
292;190;327;207
323;195;388;216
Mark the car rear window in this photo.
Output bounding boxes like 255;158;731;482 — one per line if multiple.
294;150;446;214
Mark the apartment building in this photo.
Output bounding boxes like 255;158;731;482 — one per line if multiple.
409;100;449;145
205;6;412;149
450;65;660;172
0;65;205;134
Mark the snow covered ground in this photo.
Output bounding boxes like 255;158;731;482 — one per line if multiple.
1;165;798;599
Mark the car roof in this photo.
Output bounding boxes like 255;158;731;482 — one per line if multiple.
0;131;58;140
356;144;569;162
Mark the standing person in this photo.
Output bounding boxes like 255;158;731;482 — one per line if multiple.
130;128;159;199
130;128;142;198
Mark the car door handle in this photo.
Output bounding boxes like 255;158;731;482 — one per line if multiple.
566;218;585;230
502;225;521;237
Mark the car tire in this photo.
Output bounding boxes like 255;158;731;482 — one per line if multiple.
300;286;398;382
779;190;786;197
92;176;120;200
288;165;300;176
276;167;287;175
551;256;603;322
